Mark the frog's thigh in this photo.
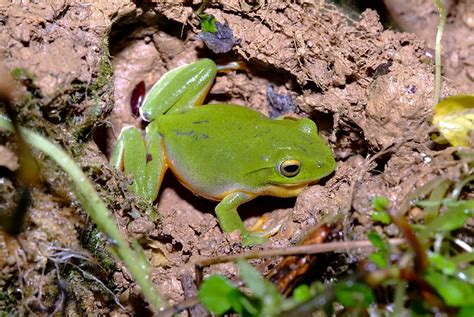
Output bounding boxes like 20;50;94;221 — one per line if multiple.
142;59;217;119
215;192;253;234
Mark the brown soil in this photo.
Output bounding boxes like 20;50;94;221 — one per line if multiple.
0;0;471;315
384;0;474;93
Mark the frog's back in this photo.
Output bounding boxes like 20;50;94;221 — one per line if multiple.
156;104;320;200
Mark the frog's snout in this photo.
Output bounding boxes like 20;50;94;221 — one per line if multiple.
316;157;337;176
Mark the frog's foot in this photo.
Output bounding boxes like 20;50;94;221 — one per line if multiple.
216;192;281;246
241;231;268;246
249;214;283;238
239;215;283;246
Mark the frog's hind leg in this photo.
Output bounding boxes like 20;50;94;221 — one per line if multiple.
140;59;218;120
111;125;166;203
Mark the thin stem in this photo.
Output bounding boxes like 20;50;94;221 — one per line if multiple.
433;0;446;106
195;0;210;16
393;280;407;316
196;238;406;267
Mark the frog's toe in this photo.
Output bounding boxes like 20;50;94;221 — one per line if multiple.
249;215;282;238
241;232;267;246
249;214;269;232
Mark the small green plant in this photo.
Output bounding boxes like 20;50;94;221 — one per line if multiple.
199;13;218;33
198;260;377;316
198;260;283;316
371;196;391;224
10;67;35;81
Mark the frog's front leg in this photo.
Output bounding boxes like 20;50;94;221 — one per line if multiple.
111;121;166;203
215;192;267;246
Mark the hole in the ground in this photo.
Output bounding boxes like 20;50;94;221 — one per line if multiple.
333;119;368;160
370;151;392;175
310;110;334;134
333;0;399;29
302;80;324;94
93;123;110;157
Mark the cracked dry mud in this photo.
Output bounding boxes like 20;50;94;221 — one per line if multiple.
0;1;472;315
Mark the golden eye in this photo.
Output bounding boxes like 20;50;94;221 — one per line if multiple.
279;160;301;177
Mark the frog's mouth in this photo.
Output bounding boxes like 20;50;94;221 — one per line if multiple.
261;180;318;198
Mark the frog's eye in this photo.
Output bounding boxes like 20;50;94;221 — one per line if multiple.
279;159;301;177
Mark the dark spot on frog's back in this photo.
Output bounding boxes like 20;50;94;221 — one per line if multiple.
174;130;209;140
146;153;153;163
192;120;209;124
175;131;194;136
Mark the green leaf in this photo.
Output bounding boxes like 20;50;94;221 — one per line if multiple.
368;231;389;268
237;260;283;316
368;231;387;251
372;196;391;224
199;13;217;33
236;296;259;315
371;210;391;224
424;269;474;307
425;203;469;233
367;231;384;250
198;274;242;314
335;282;375;308
423;179;452;223
446;199;474;214
417;200;444;208
368;253;387;269
373;196;389;211
293;284;311;303
458;306;474;317
428;252;457;275
432;94;474;147
452;252;474;267
461;266;474;284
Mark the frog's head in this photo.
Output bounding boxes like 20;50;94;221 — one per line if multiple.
248;118;336;197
